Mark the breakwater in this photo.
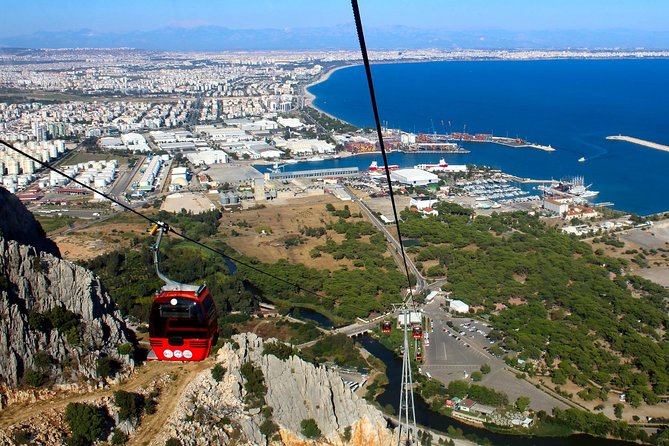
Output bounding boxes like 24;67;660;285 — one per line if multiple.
606;135;669;153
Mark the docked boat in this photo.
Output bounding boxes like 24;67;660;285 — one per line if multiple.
307;156;325;162
568;176;599;197
368;161;400;174
414;158;449;171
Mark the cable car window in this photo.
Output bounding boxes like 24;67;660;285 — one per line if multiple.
203;295;215;316
159;303;196;319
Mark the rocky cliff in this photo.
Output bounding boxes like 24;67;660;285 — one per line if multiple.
153;333;394;446
0;187;60;257
0;186;133;389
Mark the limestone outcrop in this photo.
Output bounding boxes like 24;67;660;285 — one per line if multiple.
155;333;393;445
0;186;134;389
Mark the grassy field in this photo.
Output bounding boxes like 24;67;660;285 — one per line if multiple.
36;215;79;233
63;151;133;165
222;195;359;271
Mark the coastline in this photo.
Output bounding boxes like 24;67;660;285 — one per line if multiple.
303;63;358;119
303;61;554;153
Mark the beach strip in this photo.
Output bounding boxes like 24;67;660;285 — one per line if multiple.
606;135;669;153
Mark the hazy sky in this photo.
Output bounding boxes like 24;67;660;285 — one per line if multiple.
1;0;669;38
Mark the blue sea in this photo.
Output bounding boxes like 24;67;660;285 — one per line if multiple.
301;59;669;215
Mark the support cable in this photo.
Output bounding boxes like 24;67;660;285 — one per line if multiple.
350;0;417;307
350;2;420;445
0;139;326;301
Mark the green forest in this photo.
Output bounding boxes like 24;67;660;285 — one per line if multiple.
85;203;669;406
401;203;669;404
86;206;405;326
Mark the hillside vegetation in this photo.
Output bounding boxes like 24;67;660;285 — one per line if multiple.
403;203;669;405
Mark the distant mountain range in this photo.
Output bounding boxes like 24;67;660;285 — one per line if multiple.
1;26;668;51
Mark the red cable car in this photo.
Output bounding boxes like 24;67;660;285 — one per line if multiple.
148;223;218;361
412;325;423;340
381;320;392;334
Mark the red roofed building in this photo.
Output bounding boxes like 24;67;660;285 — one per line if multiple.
419;207;439;217
565;205;598;221
543;197;570;215
457;399;477;412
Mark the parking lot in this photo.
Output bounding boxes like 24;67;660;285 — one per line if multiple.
420;295;568;412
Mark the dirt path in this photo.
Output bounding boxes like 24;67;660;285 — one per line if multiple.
0;360;210;437
127;360;212;446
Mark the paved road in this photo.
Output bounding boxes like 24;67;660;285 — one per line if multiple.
345;185;427;292
110;155;146;199
421;296;568;412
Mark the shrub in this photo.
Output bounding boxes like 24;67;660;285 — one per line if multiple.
259;418;279;437
262;342;296;360
96;356;120;379
342;426;352;442
211;364;226;382
34;351;52;370
614;403;624;419
300;418;322;439
117;343;134;356
24;368;47;387
12;429;31;445
64;403;104;445
113;390;144;421
165;439;181;446
111;429;129;445
240;362;267;408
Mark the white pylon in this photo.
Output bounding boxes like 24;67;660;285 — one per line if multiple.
397;307;419;446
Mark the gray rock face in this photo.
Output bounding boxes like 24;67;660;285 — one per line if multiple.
156;333;393;445
0;237;134;387
252;337;389;443
0;186;60;257
0;187;133;387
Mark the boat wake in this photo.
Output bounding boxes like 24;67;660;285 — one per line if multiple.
573;137;609;161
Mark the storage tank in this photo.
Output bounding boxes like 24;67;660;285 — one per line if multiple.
229;193;239;204
219;193;230;205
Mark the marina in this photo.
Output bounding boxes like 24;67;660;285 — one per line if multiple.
457;178;541;207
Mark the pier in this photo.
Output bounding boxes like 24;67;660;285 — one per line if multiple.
417;132;555;152
489;137;556;152
606;135;669;153
502;174;555;184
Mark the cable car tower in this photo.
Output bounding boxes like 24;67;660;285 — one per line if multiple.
398;306;419;445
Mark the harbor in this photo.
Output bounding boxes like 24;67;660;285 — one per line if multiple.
412;131;556;152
